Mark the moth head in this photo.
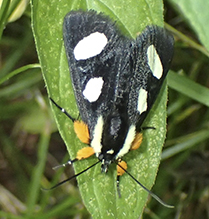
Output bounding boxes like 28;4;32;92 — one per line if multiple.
98;153;114;173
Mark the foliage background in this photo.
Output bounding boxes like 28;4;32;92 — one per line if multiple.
0;0;209;218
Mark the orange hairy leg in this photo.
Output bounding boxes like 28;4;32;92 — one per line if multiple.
76;146;95;160
131;132;143;150
74;120;90;144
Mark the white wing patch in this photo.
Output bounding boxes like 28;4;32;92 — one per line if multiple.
83;77;104;102
137;88;148;114
91;116;104;156
147;44;163;79
116;125;136;159
74;32;108;60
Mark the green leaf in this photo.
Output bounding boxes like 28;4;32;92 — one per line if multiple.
0;0;10;39
31;0;168;218
168;71;209;107
168;0;209;51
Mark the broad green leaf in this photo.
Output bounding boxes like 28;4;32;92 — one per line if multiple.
168;0;209;51
31;0;168;218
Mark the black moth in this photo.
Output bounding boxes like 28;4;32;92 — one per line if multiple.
50;10;174;207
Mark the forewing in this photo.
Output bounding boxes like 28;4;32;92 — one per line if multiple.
128;26;174;129
63;11;127;133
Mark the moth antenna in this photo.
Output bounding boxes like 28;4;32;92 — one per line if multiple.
49;97;75;122
52;158;78;170
117;163;174;208
43;160;100;190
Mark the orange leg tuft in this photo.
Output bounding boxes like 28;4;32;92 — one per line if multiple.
74;120;90;144
76;147;95;160
131;132;143;150
117;160;127;177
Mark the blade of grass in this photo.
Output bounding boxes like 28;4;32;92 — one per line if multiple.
0;64;40;85
162;130;209;160
0;0;10;39
165;24;209;58
168;71;209;107
26;122;51;215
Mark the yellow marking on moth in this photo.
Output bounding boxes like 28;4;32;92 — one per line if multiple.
117;160;127;176
76;146;95;160
131;132;143;150
74;120;90;144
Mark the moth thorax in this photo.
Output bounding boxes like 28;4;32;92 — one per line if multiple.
98;113;129;172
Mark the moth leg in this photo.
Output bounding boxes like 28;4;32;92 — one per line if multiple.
53;146;95;170
130;132;143;150
131;127;155;150
140;126;155;131
60;124;91;167
76;146;95;160
50;97;92;158
68;146;94;166
116;159;127;198
50;98;90;144
57;121;92;166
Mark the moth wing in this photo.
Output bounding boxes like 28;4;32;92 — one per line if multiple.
63;11;127;132
127;26;174;129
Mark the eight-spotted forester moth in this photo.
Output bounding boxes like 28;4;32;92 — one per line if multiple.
50;10;174;207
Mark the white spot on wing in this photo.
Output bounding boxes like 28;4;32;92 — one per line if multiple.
74;32;108;60
137;88;148;114
116;125;136;159
83;77;104;102
147;44;163;79
91;116;104;155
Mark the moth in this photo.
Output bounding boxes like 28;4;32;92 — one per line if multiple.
50;10;174;207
